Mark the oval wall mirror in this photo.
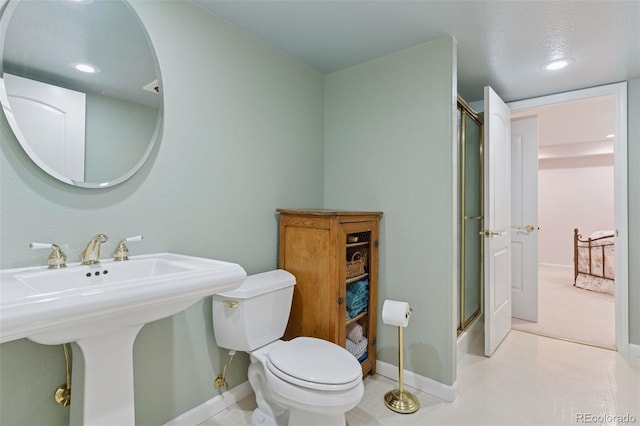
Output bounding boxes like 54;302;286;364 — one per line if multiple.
0;0;163;188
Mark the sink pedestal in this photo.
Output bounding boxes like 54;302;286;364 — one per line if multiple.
69;326;143;426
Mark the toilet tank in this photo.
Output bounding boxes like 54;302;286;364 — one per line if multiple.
212;269;295;352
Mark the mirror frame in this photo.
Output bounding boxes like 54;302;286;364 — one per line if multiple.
0;0;163;188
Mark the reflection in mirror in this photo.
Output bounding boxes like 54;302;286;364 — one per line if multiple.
0;0;163;188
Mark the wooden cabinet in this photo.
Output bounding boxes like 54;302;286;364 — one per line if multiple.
276;209;382;376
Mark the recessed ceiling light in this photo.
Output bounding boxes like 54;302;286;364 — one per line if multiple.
72;63;100;73
541;58;574;71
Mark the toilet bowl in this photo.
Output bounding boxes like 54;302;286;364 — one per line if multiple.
212;270;364;426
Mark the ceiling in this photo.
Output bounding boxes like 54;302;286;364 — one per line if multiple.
194;0;640;103
513;95;615;160
514;95;614;147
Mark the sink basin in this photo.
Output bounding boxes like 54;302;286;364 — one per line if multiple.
0;252;246;426
15;257;193;293
0;252;247;344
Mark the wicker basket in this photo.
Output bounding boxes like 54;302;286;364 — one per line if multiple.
346;251;365;279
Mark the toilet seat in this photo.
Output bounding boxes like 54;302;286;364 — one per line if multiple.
266;337;362;391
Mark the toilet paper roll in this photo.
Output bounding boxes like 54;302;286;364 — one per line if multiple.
382;299;411;327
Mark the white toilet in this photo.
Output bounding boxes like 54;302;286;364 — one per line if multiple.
212;269;364;426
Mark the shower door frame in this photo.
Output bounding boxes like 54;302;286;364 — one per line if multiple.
458;95;484;335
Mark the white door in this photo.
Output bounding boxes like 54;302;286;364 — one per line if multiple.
511;116;539;321
3;73;86;182
483;86;512;356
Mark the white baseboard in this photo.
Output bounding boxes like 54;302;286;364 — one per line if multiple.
163;381;253;426
630;343;640;356
538;263;573;270
376;360;457;402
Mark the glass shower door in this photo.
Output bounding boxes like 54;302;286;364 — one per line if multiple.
458;98;483;333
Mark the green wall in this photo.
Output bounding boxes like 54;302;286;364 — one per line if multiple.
85;93;159;183
0;1;324;424
324;37;458;385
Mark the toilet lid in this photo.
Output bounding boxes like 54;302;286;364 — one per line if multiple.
266;337;362;389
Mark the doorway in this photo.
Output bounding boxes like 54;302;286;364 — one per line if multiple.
508;83;629;353
511;95;616;348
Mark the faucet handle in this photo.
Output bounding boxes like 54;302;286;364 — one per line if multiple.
114;235;143;261
30;242;67;269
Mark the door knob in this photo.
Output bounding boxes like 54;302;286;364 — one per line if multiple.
511;225;536;233
480;230;507;237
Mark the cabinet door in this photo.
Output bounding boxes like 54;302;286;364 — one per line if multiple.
281;216;341;342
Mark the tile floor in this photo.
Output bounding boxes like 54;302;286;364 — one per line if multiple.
200;330;640;425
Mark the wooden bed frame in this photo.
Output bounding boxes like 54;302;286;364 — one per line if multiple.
573;228;615;285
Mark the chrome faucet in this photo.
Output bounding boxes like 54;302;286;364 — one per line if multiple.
81;234;108;265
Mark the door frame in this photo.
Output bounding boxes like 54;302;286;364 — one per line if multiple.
508;82;629;355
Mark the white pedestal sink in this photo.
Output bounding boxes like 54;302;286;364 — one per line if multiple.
0;253;247;426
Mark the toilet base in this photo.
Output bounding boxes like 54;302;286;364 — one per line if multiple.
251;407;289;426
